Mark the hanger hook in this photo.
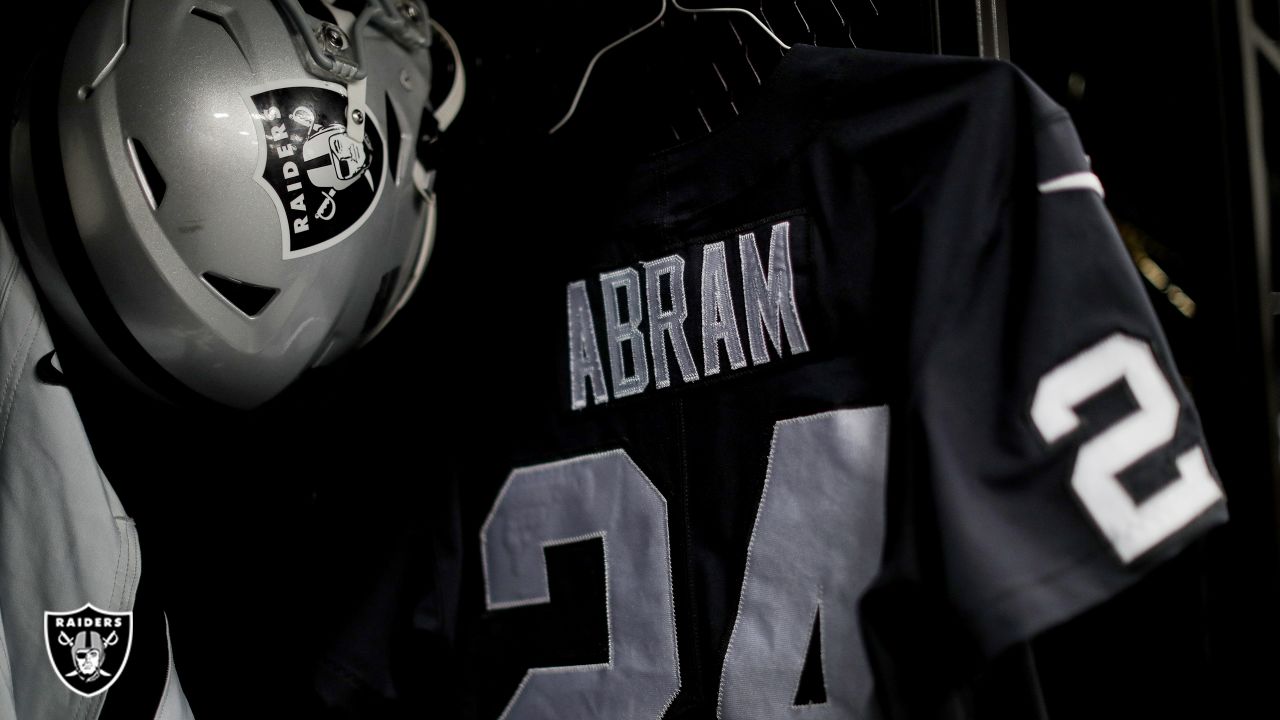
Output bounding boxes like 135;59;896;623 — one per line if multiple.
671;0;791;51
549;0;669;135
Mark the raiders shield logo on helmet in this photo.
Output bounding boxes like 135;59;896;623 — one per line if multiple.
245;81;385;259
44;604;134;697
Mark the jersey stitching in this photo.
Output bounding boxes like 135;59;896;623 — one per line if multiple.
480;450;681;718
494;531;615;720
0;606;12;710
0;309;39;452
109;521;127;620
715;413;795;715
717;409;883;715
900;107;1073;403
976;544;1111;618
905;186;1011;405
127;519;140;612
153;615;174;720
0;292;33;403
0;261;21;327
675;397;703;707
785;594;832;713
979;486;1222;623
811;589;826;710
647;449;682;720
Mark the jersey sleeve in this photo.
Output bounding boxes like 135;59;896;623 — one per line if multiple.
0;225;197;719
904;67;1228;656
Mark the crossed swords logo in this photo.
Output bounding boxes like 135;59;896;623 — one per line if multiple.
44;604;133;697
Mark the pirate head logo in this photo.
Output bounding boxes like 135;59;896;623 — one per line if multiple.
246;82;385;259
44;604;133;697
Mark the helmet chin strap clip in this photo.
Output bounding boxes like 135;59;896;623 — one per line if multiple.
272;0;435;143
345;76;368;143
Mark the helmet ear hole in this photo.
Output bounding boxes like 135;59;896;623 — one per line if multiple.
126;138;166;210
202;272;279;317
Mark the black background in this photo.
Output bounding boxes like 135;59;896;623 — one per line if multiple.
3;0;1278;718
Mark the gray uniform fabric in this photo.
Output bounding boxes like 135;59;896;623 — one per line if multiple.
153;618;195;720
0;226;193;720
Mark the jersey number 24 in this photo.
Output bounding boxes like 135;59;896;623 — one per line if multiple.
481;332;1221;719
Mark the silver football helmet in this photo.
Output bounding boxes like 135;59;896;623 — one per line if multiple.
10;0;464;408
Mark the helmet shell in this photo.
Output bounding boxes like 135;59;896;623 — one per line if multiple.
12;0;435;408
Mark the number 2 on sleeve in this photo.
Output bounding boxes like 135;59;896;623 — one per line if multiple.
1031;332;1222;563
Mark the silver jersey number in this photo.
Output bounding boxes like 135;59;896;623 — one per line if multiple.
482;409;890;720
718;408;888;719
481;451;680;720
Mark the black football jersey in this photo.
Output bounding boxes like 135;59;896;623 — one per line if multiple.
320;45;1227;719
